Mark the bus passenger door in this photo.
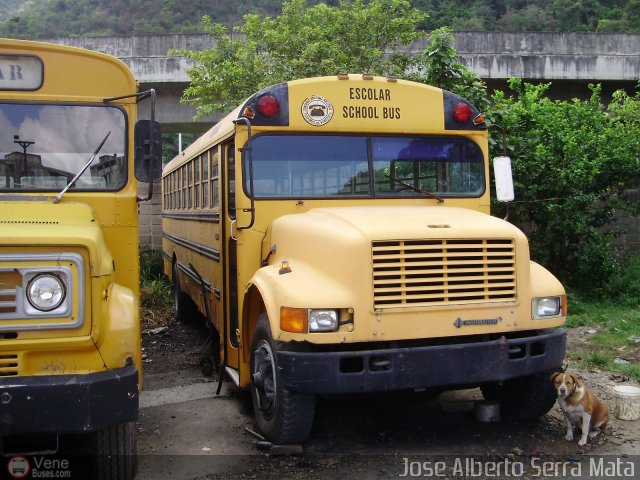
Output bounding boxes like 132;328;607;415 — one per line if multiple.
222;141;240;377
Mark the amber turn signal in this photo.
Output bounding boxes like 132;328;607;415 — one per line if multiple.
280;307;308;333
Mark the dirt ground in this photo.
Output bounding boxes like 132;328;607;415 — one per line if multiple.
139;313;640;480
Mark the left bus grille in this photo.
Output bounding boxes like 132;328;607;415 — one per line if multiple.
0;269;19;315
372;239;517;308
0;354;19;376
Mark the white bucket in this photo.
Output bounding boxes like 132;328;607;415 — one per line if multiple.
613;385;640;421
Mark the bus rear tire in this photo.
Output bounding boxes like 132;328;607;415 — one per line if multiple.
172;262;192;323
94;421;137;480
250;314;315;444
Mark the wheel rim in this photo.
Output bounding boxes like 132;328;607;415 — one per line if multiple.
252;339;277;418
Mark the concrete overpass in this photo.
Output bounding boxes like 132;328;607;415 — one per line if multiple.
44;33;640;133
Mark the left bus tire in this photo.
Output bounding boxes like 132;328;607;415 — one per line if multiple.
172;262;193;323
250;314;315;444
94;421;137;480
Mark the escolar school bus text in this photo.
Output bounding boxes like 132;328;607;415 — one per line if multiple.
344;86;401;119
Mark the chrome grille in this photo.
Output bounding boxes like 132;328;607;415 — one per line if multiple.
372;239;517;308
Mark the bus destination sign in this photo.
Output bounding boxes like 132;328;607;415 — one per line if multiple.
0;55;43;90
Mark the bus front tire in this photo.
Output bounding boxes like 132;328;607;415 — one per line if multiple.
94;421;137;480
250;314;315;444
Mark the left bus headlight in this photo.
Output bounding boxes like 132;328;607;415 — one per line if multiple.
532;296;564;319
27;273;67;312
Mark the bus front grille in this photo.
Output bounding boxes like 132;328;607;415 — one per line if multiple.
372;239;517;308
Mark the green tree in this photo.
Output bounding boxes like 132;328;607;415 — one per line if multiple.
413;26;489;110
175;0;429;117
175;0;488;118
490;79;640;292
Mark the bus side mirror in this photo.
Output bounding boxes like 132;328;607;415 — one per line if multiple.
134;119;163;183
493;156;514;202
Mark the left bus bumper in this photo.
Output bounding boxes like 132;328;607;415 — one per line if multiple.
277;329;566;394
0;365;138;436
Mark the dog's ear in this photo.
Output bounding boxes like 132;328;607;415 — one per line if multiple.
550;371;561;382
568;373;581;386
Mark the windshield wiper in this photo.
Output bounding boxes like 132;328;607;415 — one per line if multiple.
54;131;110;203
386;174;444;203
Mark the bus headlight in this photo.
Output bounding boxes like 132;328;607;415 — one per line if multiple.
308;310;338;332
532;296;563;319
27;273;66;312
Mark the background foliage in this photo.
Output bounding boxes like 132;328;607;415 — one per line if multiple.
4;0;639;301
490;80;640;297
175;0;430;116
173;0;640;300
1;0;640;38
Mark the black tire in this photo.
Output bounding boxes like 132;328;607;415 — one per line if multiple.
172;262;192;323
481;371;558;421
250;314;315;444
94;421;137;480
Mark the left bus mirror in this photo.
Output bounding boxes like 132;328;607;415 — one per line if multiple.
493;156;515;202
134;119;163;183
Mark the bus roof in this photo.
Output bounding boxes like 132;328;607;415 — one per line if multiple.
0;38;136;100
162;74;486;177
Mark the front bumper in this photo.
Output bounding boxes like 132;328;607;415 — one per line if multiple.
0;365;138;436
278;329;566;394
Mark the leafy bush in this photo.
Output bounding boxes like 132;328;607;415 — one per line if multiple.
140;245;164;283
489;80;640;294
600;254;640;306
139;246;172;310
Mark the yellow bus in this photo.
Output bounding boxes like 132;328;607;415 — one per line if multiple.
162;74;567;444
0;39;161;477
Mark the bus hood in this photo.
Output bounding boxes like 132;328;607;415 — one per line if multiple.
0;201;113;277
270;205;528;247
265;205;531;313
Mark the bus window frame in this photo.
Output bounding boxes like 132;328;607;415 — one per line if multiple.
0;100;130;193
240;132;487;201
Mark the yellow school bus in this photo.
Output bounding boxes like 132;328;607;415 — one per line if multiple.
162;74;567;444
0;39;161;477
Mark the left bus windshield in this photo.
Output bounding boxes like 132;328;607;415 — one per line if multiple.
0;103;126;191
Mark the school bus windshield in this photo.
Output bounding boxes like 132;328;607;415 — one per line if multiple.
244;134;485;198
0;102;126;191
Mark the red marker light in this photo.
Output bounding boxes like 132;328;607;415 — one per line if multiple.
258;95;280;118
453;102;473;123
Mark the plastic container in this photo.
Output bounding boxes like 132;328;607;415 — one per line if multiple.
613;385;640;420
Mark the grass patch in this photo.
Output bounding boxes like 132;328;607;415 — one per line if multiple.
139;246;173;329
566;293;640;381
141;277;172;309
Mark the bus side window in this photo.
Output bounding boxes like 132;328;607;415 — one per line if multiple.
227;143;235;220
210;147;219;208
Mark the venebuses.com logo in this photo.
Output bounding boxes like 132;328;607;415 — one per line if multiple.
7;456;30;479
6;456;71;479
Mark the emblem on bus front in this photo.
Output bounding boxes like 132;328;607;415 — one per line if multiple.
301;95;334;126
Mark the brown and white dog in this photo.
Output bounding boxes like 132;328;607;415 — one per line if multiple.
551;372;609;446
